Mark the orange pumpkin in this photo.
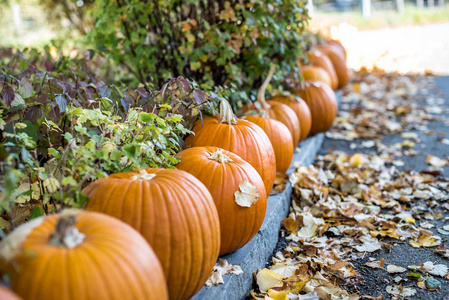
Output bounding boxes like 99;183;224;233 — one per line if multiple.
295;81;338;135
245;114;294;174
316;44;349;89
84;169;220;300
175;147;267;255
269;95;312;142
302;65;333;88
308;50;339;90
256;66;301;147
0;210;168;300
328;40;347;60
0;286;21;300
185;100;276;195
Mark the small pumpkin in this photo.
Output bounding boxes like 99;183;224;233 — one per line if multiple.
295;80;337;135
245;114;294;174
256;66;301;147
269;95;312;142
84;169;220;300
302;65;333;88
0;210;168;300
316;44;349;89
184;100;276;195
307;50;339;90
176;147;267;255
0;286;21;300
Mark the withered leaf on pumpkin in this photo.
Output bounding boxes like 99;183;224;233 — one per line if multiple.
234;180;260;207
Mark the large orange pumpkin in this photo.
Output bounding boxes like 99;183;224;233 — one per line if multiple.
295;81;338;135
185;100;276;195
316;44;349;89
84;169;220;300
175;147;267;255
0;286;21;300
302;65;333;88
0;210;168;300
269;95;312;142
245;114;294;174
256;66;301;147
308;50;339;90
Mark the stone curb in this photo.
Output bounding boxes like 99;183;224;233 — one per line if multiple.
192;91;341;300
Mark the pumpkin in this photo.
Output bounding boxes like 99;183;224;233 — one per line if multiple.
256;66;301;147
175;147;267;255
328;40;347;60
184;100;276;195
307;50;339;90
269;95;312;142
302;65;333;88
84;169;220;300
316;44;349;89
244;114;294;174
0;210;168;300
295;81;337;135
0;286;21;300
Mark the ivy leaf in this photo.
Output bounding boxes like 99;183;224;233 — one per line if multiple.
55;95;68;113
18;78;33;99
2;85;15;105
11;93;25;107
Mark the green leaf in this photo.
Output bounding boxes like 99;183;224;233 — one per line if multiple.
29;206;45;220
18;78;33;99
11;93;25;107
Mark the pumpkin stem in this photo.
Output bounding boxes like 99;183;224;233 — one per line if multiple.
219;100;238;125
208;150;234;163
131;169;157;181
49;210;85;248
257;65;276;109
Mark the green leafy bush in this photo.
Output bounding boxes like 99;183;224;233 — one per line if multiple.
0;49;220;231
89;0;309;105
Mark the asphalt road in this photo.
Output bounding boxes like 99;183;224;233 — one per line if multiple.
316;76;449;299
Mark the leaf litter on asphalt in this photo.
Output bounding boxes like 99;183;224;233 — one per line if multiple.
251;69;449;299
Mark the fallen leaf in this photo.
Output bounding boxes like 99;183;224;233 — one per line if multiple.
205;259;243;287
235;180;260;207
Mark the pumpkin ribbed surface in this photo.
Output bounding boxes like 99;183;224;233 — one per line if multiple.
308;50;339;90
264;101;301;147
245;116;294;174
295;81;338;135
176;146;267;255
185;109;276;195
0;211;168;300
83;168;220;300
317;44;349;89
269;95;312;141
302;65;333;88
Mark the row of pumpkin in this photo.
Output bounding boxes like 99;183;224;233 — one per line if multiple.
0;39;348;300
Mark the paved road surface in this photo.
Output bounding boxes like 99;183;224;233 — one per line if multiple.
340;22;449;75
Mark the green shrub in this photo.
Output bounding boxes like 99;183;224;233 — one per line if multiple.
0;48;220;231
89;0;309;105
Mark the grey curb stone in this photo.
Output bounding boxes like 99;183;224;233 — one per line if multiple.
191;91;341;300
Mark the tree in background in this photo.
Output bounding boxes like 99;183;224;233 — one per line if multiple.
89;0;309;105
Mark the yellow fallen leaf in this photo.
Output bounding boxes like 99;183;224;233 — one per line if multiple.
267;289;288;300
256;268;284;293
